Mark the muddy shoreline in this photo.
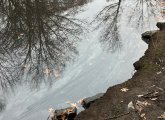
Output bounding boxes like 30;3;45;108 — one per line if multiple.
75;23;165;120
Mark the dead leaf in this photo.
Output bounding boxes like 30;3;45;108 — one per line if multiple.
157;112;165;119
66;101;77;108
135;101;151;112
140;113;146;118
121;87;129;92
150;98;157;101
128;101;135;109
48;108;55;118
156;71;162;75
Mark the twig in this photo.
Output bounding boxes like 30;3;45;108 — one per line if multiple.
141;91;161;99
156;99;165;101
142;91;154;96
142;94;160;99
104;112;130;120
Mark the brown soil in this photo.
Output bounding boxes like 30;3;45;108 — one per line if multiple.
75;23;165;120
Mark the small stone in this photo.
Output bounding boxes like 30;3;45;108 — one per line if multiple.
150;98;157;101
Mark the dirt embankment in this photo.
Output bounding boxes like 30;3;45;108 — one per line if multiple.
75;22;165;120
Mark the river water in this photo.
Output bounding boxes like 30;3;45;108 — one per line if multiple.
0;0;158;119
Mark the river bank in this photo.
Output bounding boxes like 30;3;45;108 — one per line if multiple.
75;22;165;120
